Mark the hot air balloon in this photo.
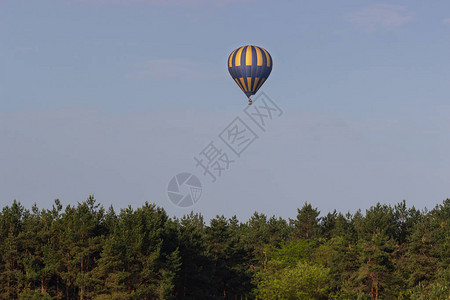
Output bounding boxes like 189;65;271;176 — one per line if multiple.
228;45;272;105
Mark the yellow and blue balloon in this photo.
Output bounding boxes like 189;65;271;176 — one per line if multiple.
228;45;272;105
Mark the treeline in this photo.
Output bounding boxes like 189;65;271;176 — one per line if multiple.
0;197;449;299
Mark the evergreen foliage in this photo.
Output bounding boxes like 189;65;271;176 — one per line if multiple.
0;198;448;299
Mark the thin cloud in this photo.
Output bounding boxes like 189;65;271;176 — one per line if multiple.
442;18;450;25
73;0;251;7
346;4;414;30
126;59;219;80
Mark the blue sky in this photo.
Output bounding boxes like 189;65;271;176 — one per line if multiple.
1;0;449;220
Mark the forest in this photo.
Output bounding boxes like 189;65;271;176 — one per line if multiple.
0;197;448;299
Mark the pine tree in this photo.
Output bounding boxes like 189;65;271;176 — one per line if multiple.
0;200;26;299
290;202;320;240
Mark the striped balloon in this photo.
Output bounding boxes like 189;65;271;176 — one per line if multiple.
228;45;272;101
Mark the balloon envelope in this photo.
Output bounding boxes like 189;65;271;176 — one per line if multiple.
228;45;272;99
